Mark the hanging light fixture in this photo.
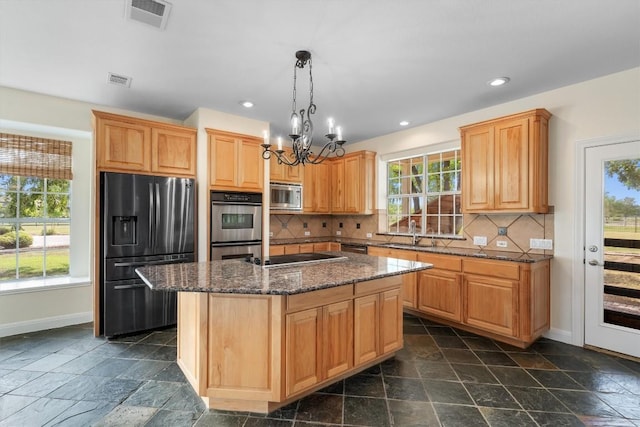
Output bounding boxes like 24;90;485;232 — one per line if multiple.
262;50;346;166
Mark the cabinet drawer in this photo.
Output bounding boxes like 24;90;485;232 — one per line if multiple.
355;276;401;296
299;243;315;253
463;259;519;280
287;285;353;313
416;253;462;271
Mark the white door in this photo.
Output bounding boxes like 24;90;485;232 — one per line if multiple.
584;140;640;358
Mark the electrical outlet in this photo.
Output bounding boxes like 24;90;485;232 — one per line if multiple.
530;238;553;250
269;232;273;237
473;236;487;246
498;227;508;236
366;232;373;239
496;240;508;248
304;231;310;236
336;230;342;236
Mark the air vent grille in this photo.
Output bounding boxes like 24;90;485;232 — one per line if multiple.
126;0;172;30
107;72;132;88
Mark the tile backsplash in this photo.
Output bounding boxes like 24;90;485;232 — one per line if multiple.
270;210;554;255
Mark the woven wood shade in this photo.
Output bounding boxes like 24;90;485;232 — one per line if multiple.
0;133;73;180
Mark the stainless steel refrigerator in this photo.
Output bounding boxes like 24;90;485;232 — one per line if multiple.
100;172;195;337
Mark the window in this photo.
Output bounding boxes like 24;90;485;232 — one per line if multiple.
0;133;72;282
387;149;462;236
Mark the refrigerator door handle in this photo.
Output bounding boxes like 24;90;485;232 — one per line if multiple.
148;182;154;249
155;182;161;248
114;258;187;268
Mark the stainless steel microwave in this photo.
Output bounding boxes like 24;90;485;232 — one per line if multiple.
270;182;302;211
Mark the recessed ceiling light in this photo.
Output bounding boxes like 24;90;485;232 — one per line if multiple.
488;77;510;87
240;101;254;108
399;120;410;126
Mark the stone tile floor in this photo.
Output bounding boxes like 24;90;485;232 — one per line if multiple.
1;314;639;426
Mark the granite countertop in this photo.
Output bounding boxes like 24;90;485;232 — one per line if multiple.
270;238;552;263
136;252;432;295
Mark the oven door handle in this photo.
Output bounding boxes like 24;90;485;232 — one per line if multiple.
211;241;262;247
114;258;187;268
211;202;262;207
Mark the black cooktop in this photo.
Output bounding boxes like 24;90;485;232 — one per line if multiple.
264;252;347;267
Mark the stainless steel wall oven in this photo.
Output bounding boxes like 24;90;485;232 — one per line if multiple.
210;191;263;260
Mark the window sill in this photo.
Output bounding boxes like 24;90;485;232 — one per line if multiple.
0;276;91;295
376;232;466;241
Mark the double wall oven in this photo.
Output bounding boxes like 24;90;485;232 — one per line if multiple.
210;191;262;260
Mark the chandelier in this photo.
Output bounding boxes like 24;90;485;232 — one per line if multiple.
262;50;346;166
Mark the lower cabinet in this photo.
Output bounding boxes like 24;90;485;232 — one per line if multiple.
285;300;354;396
371;246;551;349
368;247;418;308
418;269;462;322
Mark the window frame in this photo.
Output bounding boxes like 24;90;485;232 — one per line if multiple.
0;175;72;282
385;147;463;237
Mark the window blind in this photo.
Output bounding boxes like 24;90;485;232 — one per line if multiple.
0;133;73;180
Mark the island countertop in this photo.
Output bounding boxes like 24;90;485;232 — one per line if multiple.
136;251;432;295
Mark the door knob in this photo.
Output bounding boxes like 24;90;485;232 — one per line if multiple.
588;245;598;253
588;259;602;266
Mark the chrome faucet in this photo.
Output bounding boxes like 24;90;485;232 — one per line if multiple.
426;228;437;247
409;220;421;246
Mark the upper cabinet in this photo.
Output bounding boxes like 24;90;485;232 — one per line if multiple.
303;161;331;213
208;129;264;191
460;109;551;213
93;110;196;177
330;151;376;214
270;149;303;184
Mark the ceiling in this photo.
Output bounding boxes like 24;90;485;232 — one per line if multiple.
1;1;639;144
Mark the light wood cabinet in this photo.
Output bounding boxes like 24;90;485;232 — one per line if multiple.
354;277;403;365
368;246;419;308
330;151;376;214
270;149;303;183
304;162;331;213
416;252;463;322
460;109;550;213
286;299;355;396
270;242;340;256
208;129;264;191
94;110;196;177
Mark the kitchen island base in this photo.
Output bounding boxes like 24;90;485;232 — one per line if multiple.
176;275;404;413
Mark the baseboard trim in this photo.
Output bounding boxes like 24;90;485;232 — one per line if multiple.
543;327;573;345
0;311;93;338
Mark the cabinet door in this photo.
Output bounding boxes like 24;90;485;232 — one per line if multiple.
270;245;285;256
303;165;315;212
344;156;361;213
314;162;331;213
299;243;314;254
284;244;300;255
464;274;518;337
152;128;196;176
330;159;345;213
354;294;379;365
322;300;353;378
286;308;322;396
237;139;264;190
462;125;494;211
209;134;238;188
98;119;151;172
418;269;462;322
494;118;529;210
401;272;417;309
380;288;403;354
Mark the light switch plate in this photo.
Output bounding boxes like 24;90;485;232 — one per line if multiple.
530;238;553;250
496;240;508;248
336;230;342;236
304;231;310;236
473;236;487;246
269;232;273;237
366;233;373;239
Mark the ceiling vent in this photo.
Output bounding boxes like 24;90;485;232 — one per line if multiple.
125;0;172;30
107;72;132;88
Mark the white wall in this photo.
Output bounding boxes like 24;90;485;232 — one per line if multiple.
349;68;640;343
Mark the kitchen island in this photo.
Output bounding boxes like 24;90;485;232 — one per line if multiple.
136;252;431;413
